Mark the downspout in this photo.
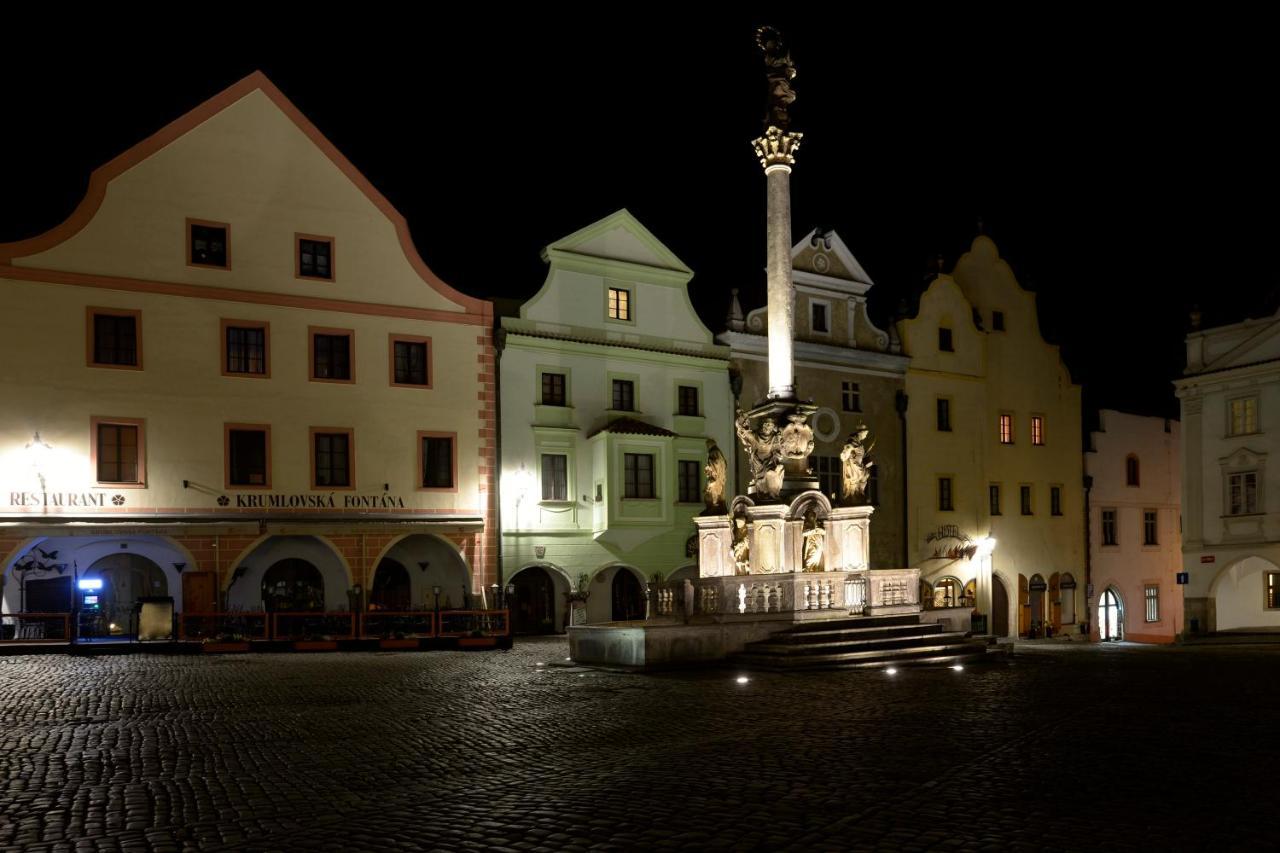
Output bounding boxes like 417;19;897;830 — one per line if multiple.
896;390;909;568
494;326;507;596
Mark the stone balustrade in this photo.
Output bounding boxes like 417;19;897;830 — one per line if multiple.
650;570;879;620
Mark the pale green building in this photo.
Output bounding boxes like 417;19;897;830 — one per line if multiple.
499;211;734;632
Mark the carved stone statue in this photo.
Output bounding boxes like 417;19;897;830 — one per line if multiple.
736;409;785;499
801;509;825;572
839;425;876;505
780;412;815;459
702;439;728;514
731;512;751;575
756;26;797;130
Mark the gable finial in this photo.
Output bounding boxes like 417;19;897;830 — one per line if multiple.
727;288;746;331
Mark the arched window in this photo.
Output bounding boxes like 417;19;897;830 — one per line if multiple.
934;577;963;608
1126;455;1140;487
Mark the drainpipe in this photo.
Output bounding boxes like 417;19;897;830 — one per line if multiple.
494;326;506;594
1083;473;1093;635
896;390;909;568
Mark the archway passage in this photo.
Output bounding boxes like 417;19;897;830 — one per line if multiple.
262;559;324;612
82;554;168;638
511;566;557;634
1100;588;1123;641
992;575;1010;637
611;568;646;622
369;559;411;611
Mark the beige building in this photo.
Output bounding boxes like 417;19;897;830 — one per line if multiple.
719;229;908;569
0;72;496;637
899;236;1085;638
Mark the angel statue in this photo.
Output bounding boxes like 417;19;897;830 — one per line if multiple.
702;439;728;514
801;509;825;572
839;425;875;505
736;409;785;499
756;25;797;130
731;511;751;575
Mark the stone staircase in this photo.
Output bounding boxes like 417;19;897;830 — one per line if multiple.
730;613;993;671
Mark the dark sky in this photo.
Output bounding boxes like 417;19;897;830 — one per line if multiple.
1;16;1270;423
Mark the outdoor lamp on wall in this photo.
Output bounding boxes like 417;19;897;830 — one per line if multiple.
25;432;52;490
417;561;430;573
173;562;186;573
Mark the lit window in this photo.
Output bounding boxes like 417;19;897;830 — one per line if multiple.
1267;572;1280;609
937;399;952;432
612;379;635;411
938;327;954;352
542;372;567;406
624;453;655;499
91;310;140;367
227;426;269;487
313;431;351;488
842;382;861;412
938;477;954;511
1144;585;1160;622
1228;471;1258;515
989;484;1001;516
298;237;333;280
1143;509;1158;545
811;302;829;333
541;454;568;501
1230;397;1259;436
392;339;429;386
607;287;631;321
678;385;699;416
421;435;454;489
94;420;143;485
189;221;229;268
678;459;701;503
999;414;1014;444
1031;415;1044;446
1020;485;1033;515
1101;509;1118;545
1051;486;1063;517
1126;455;1140;486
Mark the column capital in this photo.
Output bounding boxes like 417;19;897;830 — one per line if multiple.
752;126;803;171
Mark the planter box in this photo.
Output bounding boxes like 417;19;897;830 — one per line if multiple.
378;638;420;650
202;641;250;654
293;640;339;652
457;636;498;649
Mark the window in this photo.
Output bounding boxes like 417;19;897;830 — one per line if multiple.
188;220;229;268
811;302;829;333
678;385;699;416
938;327;954;352
297;235;333;280
1267;572;1280;609
420;434;454;489
1125;455;1140;486
1051;486;1063;517
1228;471;1258;515
607;286;631;321
1144;585;1160;622
226;425;269;487
992;310;1005;331
989;484;1001;516
541;372;567;406
93;419;144;485
1020;485;1033;515
223;322;268;376
1102;509;1118;546
810;455;840;498
312;430;352;488
938;477;954;511
937;398;952;432
310;328;353;382
1143;509;1158;545
999;413;1014;444
391;337;430;386
624;453;655;499
612;379;635;411
1031;415;1044;446
541;454;568;501
841;381;861;412
1230;397;1259;436
89;309;141;368
678;459;701;503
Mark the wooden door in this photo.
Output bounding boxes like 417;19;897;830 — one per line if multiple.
182;571;217;613
992;575;1009;637
1018;573;1030;636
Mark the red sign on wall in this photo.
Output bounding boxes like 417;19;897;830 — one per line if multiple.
1200;555;1215;563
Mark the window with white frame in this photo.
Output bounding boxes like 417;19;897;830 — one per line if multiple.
607;286;631;321
624;453;655;499
1144;584;1160;622
1143;509;1158;545
1102;508;1118;545
999;413;1014;445
541;454;568;501
1229;396;1259;436
677;459;701;503
1228;470;1259;515
1031;415;1045;446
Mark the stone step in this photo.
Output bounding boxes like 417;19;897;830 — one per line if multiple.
780;613;924;634
733;642;987;671
744;630;970;657
759;621;945;645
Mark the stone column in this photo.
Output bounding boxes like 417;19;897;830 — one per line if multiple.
752;126;803;402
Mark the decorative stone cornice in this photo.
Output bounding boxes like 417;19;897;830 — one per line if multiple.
752;126;803;171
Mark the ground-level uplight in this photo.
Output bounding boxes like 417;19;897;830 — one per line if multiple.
535;661;545;667
736;675;750;684
951;664;964;672
885;667;898;675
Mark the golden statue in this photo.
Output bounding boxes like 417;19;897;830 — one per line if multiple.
801;508;825;572
731;512;751;575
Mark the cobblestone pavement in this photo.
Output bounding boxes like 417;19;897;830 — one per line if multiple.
2;641;1278;852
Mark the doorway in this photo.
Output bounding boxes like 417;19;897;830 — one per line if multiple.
511;566;556;634
992;575;1010;637
611;568;646;622
261;559;324;612
1100;588;1124;641
80;554;169;638
370;559;411;611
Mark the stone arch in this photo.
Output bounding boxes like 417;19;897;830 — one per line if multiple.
789;490;833;521
1208;554;1280;631
508;562;573;634
586;562;648;624
371;533;472;610
225;535;353;612
1099;585;1126;641
667;564;698;583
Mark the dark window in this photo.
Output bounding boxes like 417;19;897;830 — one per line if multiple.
809;455;840;498
624;453;655;498
1020;485;1033;516
992;310;1005;331
1102;509;1118;545
678;459;701;503
1143;509;1158;545
228;429;268;486
96;423;139;483
93;313;138;366
393;340;428;385
842;381;861;412
542;372;566;406
298;238;332;279
812;302;828;333
313;334;351;381
990;484;1001;516
938;477;953;511
1126;456;1140;486
607;287;631;321
422;436;453;489
314;432;350;487
867;465;879;506
938;327;954;352
190;223;228;267
226;326;266;375
541;454;568;501
1051;486;1063;517
937;398;952;431
612;379;635;411
678;385;699;416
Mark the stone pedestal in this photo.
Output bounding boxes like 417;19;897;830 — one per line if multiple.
827;505;874;572
692;515;733;578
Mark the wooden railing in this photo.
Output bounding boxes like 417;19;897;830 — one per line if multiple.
1;612;71;642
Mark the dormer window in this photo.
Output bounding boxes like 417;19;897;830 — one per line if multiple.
297;235;334;281
188;219;229;269
939;327;954;352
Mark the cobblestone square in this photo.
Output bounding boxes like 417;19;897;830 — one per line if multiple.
1;640;1276;852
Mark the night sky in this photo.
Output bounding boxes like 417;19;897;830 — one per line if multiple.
2;16;1269;426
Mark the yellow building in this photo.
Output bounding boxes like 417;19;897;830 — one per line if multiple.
0;72;496;639
900;236;1084;638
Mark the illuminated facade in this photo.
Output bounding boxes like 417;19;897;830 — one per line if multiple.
1085;410;1183;642
0;72;496;634
1176;310;1280;633
899;236;1085;638
498;211;733;632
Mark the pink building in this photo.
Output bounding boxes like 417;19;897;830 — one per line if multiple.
1085;410;1183;642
